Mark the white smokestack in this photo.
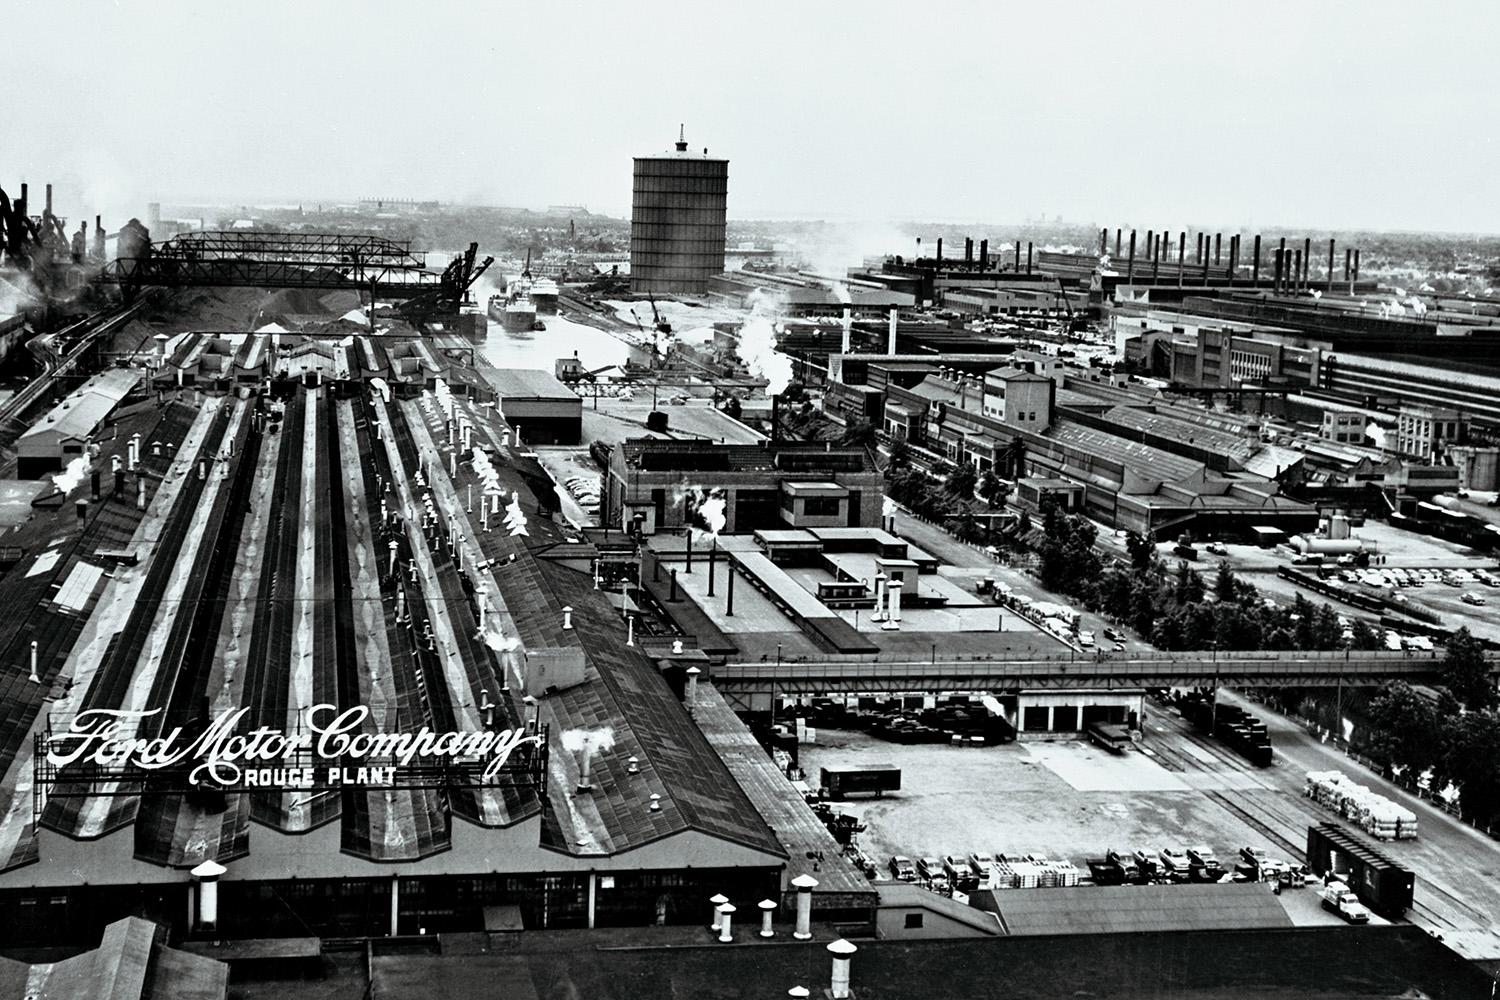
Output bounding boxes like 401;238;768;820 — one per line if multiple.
792;874;818;939
828;939;857;998
710;893;729;931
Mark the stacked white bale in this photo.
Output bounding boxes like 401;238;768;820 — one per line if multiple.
1304;770;1417;840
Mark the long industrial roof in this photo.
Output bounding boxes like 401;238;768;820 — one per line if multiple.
1046;418;1206;484
19;369;139;443
0;357;781;886
1102;404;1255;462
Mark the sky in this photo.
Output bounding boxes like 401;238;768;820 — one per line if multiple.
7;0;1499;233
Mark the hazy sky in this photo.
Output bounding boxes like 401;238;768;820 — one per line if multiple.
8;0;1499;233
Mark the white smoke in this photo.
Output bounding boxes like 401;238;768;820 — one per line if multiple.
683;485;727;537
1366;423;1387;449
560;726;616;755
738;288;794;396
0;269;40;317
560;726;616;759
882;497;897;518
831;281;851;304
793;219;914;278
53;455;90;494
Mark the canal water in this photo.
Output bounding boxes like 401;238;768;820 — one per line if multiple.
477;312;633;374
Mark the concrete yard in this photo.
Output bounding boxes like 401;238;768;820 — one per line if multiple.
798;729;1278;867
798;688;1500;961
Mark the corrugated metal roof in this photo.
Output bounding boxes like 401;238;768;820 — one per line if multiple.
1047;419;1205;484
19;369;140;443
973;882;1292;935
1104;405;1253;460
487;368;576;400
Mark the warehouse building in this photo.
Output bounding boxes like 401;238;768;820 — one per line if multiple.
487;367;583;445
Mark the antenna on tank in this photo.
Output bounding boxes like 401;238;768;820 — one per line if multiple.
675;124;688;153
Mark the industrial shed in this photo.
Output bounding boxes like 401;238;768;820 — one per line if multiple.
15;369;140;478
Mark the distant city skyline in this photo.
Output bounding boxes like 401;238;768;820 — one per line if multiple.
8;0;1500;235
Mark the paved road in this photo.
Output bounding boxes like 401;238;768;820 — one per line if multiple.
892;509;1175;655
1220;689;1500;961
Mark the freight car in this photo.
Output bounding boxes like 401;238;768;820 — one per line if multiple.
1176;695;1273;766
1305;822;1415;918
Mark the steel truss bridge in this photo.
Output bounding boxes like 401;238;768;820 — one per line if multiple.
97;231;479;303
710;648;1499;703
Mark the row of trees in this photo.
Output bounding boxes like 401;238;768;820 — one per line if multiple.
1028;501;1500;826
1033;502;1384;653
883;440;1013;545
1364;631;1500;826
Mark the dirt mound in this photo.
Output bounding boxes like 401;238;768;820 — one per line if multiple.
147;287;265;331
108;319;164;354
257;288;336;317
318;290;363;314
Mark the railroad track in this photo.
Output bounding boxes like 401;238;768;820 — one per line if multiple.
1143;700;1473;932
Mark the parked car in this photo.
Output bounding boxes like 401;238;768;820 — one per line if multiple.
888;855;918;882
1187;845;1224;877
1106;849;1141;883
1159;846;1190;874
917;857;947;882
942;854;973;883
1078;630;1096;647
1462;591;1487;606
1103;627;1125;642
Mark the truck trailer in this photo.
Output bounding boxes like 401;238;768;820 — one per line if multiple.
820;763;901;801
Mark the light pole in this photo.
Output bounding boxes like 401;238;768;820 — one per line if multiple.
1210;640;1219;730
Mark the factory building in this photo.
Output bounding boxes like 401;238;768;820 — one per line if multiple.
605;439;882;535
630;128;728;295
875;368;1314;538
15;369;140;478
1396;404;1469;463
0;351;824;948
1320;353;1500;430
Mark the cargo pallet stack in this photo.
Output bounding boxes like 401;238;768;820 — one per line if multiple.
989;858;1081;890
1305;770;1418;840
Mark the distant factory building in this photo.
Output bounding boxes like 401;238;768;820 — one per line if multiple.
16;369;140;478
630;127;727;295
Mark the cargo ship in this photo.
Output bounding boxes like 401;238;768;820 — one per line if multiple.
495;284;538;337
531;276;559;314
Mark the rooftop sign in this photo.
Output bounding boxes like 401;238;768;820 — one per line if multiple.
34;704;547;810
